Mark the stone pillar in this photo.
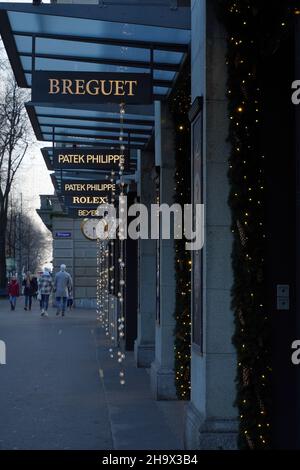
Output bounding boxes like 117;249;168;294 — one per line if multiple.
134;150;156;367
185;0;238;449
150;103;177;400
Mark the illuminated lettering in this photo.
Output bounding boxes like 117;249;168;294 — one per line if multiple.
49;79;60;94
86;80;100;96
48;79;138;97
75;79;86;95
126;80;137;96
78;209;98;217
62;79;74;95
72;196;108;204
100;80;113;96
64;183;115;193
114;80;125;96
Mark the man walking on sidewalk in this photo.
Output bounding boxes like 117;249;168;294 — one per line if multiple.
38;267;53;317
54;264;72;317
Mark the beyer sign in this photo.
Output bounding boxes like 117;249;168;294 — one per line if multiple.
52;148;129;171
32;72;153;104
67;208;100;218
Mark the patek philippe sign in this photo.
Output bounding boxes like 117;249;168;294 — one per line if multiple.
52;148;129;171
32;72;153;104
62;180;116;195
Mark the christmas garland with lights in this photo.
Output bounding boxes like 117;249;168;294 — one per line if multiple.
219;0;295;449
169;61;191;400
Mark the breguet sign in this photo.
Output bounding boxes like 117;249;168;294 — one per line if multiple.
52;148;129;171
32;72;153;104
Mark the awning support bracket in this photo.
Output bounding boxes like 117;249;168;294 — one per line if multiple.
150;47;154;81
52;126;55;150
31;34;36;74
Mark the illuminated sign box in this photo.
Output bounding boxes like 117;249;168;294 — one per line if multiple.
64;194;111;206
62;179;115;206
67;208;100;218
32;72;153;104
52;148;129;171
62;180;116;195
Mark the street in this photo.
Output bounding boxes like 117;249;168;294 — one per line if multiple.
0;298;184;450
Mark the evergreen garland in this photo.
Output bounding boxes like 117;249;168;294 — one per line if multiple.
169;61;192;400
219;0;295;449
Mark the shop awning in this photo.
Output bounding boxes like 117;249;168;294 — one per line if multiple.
27;102;154;149
0;3;190;100
0;2;190;203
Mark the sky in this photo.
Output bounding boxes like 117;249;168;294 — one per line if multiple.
2;0;53;227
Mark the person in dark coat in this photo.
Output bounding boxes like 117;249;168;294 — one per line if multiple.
54;264;72;317
31;276;38;299
8;276;20;311
22;272;36;311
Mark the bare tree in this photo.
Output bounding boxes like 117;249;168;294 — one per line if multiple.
16;212;51;275
0;76;30;289
6;196;52;277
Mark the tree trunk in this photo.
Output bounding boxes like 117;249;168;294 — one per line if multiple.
0;214;7;291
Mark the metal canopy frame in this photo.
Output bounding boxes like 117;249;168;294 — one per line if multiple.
0;3;190;99
26;102;154;148
0;2;190;199
0;3;191;29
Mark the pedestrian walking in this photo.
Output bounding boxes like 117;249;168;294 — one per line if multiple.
31;276;38;300
54;264;72;317
22;272;36;311
38;267;53;317
67;286;74;311
8;276;20;311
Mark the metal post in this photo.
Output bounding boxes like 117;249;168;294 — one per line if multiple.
127;131;131;160
32;35;36;75
150;47;154;83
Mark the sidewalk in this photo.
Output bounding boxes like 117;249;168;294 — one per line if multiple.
0;298;185;450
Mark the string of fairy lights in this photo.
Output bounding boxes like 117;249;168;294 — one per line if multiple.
169;61;191;400
220;0;296;450
96;101;127;386
116;102;127;385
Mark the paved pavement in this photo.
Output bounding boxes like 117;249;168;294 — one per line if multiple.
0;298;185;450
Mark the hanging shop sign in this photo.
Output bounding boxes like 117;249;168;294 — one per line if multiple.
32;72;153;104
67;207;100;218
52;148;129;171
62;180;116;195
64;194;110;206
